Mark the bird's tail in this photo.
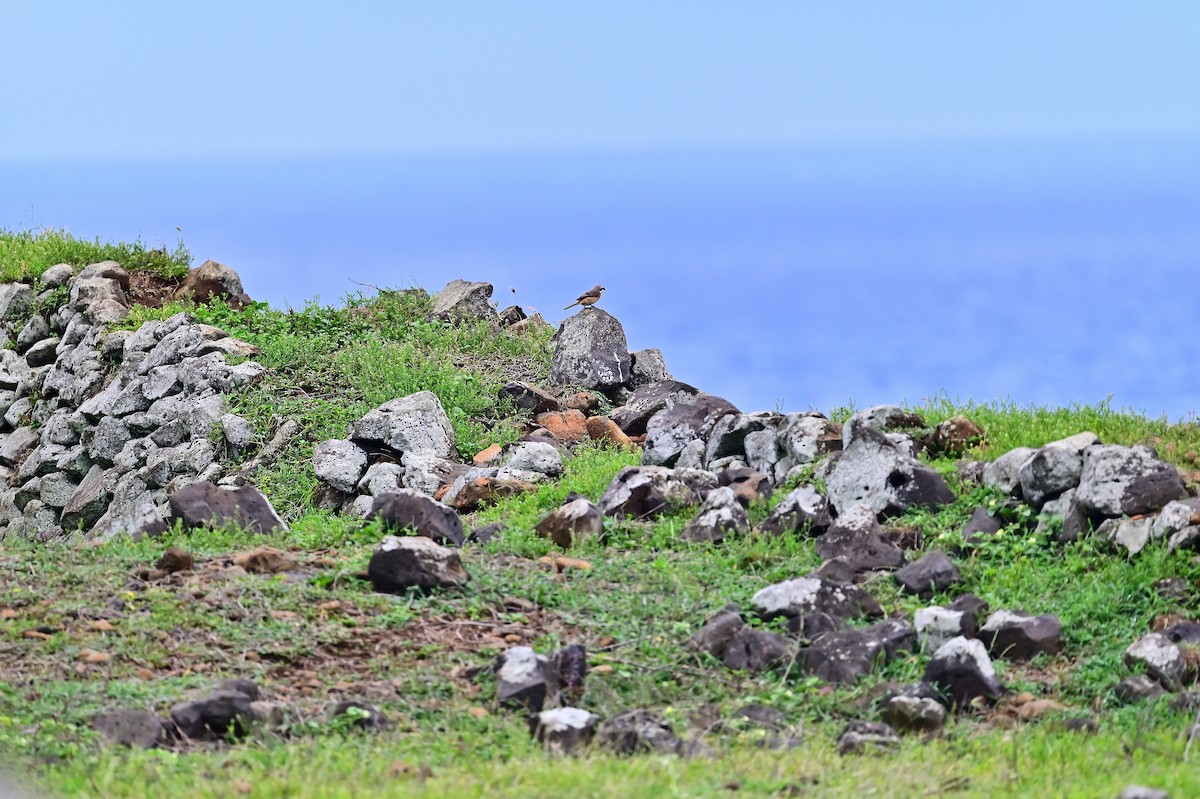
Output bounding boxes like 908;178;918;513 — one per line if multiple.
563;302;579;310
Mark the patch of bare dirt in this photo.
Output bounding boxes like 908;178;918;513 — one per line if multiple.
128;270;184;308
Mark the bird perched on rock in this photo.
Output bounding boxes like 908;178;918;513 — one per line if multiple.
563;284;605;310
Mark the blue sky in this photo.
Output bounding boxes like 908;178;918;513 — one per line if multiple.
4;1;1199;160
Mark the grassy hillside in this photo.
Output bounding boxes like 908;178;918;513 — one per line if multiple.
1;232;1199;798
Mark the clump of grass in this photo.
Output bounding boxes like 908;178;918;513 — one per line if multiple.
0;227;191;282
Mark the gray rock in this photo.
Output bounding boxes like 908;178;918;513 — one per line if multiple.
893;550;961;597
60;465;113;531
429;279;499;325
498;441;563;480
704;413;775;468
400;450;459;496
751;575;881;621
220;414;256;449
2;396;32;429
534;497;603;548
535;707;599;755
627;348;672;388
598;465;718;519
1153;499;1200;544
983;447;1036;496
0;426;38;466
547;308;631;393
92;708;172;748
1017;432;1100;506
495;646;555;713
313;439;369;494
87;416;132;464
367;535;470;593
1037;488;1088;543
168;481;288;534
349;391;456;460
596;709;680;755
825;426;954;519
642;394;740;467
367;489;464;546
681;486;749;543
1117;787;1171;799
0;283;34;320
814;506;905;572
924;636;1005;708
1098;515;1159;556
357;462;406;497
1076;444;1187;519
800;627;888;685
836;720;900;755
15;315;50;353
40;263;76;288
609;380;703;437
70;268;130;324
881;693;947;734
38;472;80;508
980;610;1062;662
753;479;830;535
841;405;924;449
914;606;968;653
24;338;59;367
1124;632;1187;691
775;413;843;475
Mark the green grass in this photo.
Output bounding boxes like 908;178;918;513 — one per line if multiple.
0;227;192;282
1;233;1199;797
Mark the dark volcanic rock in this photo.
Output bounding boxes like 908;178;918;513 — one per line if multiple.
168;481;287;534
814;508;904;572
367;535;470;593
367;489;464;546
642;394;740;467
924;636;1005;709
980;611;1063;662
596;709;680;755
93;709;173;748
893;550;962;597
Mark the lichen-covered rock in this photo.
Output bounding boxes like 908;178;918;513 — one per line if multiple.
367;535;470;593
548;308;631;393
825;426;954;519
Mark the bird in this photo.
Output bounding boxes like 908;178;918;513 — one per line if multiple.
563;284;605;310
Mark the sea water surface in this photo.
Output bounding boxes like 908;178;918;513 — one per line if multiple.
4;139;1199;419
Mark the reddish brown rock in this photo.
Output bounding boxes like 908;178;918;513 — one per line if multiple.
473;443;503;466
586;416;633;448
928;416;985;456
563;392;602;415
535;410;589;443
445;477;535;512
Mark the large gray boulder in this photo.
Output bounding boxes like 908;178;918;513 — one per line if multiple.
825;426;954;519
1076;444;1187;519
813;506;905;572
429;279;499;326
598;465;718;519
1017;432;1099;507
609;380;703;437
367;535;470;593
841;405;924;449
348;391;456;461
547;308;631;393
982;447;1036;496
642;394;739;467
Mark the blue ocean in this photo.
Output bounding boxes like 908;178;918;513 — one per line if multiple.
5;139;1199;419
